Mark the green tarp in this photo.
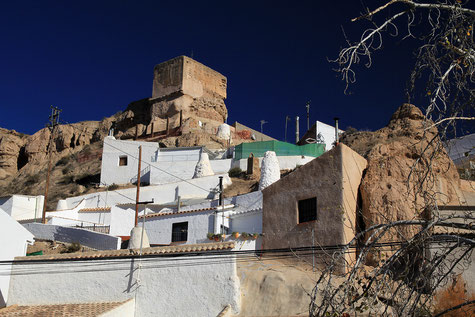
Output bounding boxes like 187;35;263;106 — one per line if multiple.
234;141;325;160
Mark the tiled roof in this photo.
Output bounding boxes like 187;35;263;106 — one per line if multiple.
15;241;235;261
17;217;51;224
78;207;111;213
229;207;262;217
139;207;217;219
0;300;131;317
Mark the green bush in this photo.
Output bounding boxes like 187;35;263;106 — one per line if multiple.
61;242;81;254
228;167;243;178
107;183;120;191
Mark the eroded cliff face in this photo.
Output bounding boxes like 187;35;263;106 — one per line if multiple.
341;104;461;252
0;93;232;210
341;104;460;240
0;128;28;181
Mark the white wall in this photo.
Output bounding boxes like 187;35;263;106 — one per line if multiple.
100;137;205;186
23;223;121;250
78;211;111;225
143;192;263;248
100;137;160;186
0;195;44;221
0;209;34;307
109;206;136;237
144;211;214;245
64;174;231;209
230;210;262;234
315;121;344;152
217;156;315;172
8;253;240;316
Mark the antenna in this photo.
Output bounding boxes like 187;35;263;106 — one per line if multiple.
260;120;268;133
306;101;311;131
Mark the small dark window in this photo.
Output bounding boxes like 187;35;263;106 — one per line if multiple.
220;225;229;235
119;156;128;166
298;197;317;223
172;222;188;242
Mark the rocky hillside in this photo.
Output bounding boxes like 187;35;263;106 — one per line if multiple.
0;98;232;211
340;104;461;262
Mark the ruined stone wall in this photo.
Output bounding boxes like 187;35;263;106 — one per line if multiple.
150;56;228;124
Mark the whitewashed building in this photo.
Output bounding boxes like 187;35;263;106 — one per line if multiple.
100;136;207;186
0;209;34;307
298;120;344;151
140;191;263;250
0;194;44;221
7;242;240;316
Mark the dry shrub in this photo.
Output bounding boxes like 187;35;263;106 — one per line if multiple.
433;275;475;317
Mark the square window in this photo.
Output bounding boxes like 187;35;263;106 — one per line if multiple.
119;156;128;166
298;197;317;223
172;222;188;242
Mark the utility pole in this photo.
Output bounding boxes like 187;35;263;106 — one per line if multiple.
306;101;311;131
284;116;290;142
42;106;62;224
260;120;268;133
135;146;142;226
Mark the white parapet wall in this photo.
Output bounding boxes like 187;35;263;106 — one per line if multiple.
0;195;44;221
63;174;231;209
221;155;315;172
23;223;121;250
8;246;240;316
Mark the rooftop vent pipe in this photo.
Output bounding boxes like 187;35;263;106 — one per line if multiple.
295;116;300;144
334;117;340;145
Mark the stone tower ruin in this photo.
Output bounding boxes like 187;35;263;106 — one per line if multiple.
150;56;228;124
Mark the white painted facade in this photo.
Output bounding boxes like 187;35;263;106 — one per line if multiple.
109;205;141;237
61;174;231;209
142;191;263;248
0;209;34;307
144;210;214;245
8;252;240;316
314;121;344;151
100;137;205;186
0;194;44;221
100;137;315;187
223;155;315;172
100;137;160;186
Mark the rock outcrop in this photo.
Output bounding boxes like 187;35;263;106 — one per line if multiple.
0;129;28;181
341;104;461;257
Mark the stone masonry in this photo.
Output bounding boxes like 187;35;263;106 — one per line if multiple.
150;56;228;124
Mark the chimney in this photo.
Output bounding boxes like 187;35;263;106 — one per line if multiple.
334;117;340;145
295;116;300;144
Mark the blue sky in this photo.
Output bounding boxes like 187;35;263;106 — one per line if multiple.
0;1;420;139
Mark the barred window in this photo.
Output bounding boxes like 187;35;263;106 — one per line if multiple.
172;222;188;242
298;197;317;223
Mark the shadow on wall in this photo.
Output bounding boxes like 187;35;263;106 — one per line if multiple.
0;290;5;308
125;258;138;294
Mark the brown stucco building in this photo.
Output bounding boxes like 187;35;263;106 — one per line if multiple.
262;144;367;272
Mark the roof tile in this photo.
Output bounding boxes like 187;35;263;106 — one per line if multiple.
0;300;132;317
15;242;235;261
139;207;217;219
